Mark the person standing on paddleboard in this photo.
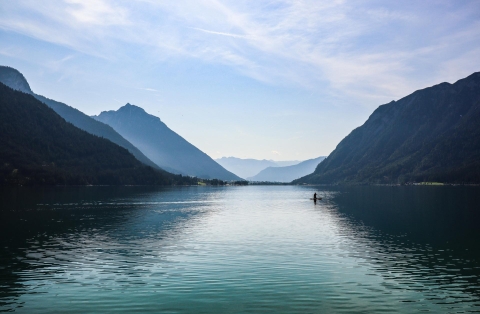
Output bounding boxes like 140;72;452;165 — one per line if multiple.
313;193;317;201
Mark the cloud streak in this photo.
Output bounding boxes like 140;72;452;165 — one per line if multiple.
191;27;248;39
135;87;160;92
1;0;480;106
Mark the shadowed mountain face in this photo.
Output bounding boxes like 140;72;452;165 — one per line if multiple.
295;72;480;184
215;157;300;179
0;66;159;170
0;66;32;94
247;156;325;182
93;104;242;181
0;83;196;186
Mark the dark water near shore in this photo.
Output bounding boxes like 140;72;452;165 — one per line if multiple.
0;185;479;313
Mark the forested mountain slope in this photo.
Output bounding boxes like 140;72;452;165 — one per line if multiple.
294;72;480;184
0;83;196;186
0;66;159;169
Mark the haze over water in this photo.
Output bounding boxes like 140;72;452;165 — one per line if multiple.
1;186;479;313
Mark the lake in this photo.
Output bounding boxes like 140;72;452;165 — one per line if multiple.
0;185;479;313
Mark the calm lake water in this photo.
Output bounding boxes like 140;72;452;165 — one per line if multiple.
0;185;479;313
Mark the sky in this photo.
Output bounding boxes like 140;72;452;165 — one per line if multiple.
1;0;480;161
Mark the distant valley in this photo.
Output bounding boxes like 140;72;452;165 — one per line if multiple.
215;156;325;182
248;156;326;182
215;157;300;179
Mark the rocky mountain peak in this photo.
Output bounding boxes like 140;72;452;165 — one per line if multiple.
0;66;33;94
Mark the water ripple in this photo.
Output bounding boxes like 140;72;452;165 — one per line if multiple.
0;186;479;313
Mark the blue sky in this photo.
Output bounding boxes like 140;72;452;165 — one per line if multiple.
1;0;480;160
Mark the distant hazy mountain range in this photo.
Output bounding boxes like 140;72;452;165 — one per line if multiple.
215;157;300;179
247;156;326;182
295;72;480;184
93;104;241;181
214;156;325;182
0;66;158;169
0;82;196;185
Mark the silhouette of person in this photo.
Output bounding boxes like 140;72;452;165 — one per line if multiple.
314;192;317;200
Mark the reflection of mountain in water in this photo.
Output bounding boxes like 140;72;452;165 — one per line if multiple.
1;186;479;312
321;185;480;303
329;186;480;245
0;186;217;311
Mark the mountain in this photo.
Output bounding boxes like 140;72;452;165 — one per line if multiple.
0;66;159;169
0;67;32;93
0;82;197;186
93;104;242;181
294;72;480;184
215;157;301;179
274;160;301;167
247;156;326;182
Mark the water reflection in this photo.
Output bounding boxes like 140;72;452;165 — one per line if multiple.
0;186;218;312
320;186;480;310
0;185;479;313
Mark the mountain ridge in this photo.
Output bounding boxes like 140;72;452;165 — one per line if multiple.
0;66;32;93
0;66;160;170
0;82;197;186
248;156;326;182
294;71;480;184
215;157;301;179
94;104;242;181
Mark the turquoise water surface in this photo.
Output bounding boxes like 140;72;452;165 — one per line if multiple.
0;185;479;313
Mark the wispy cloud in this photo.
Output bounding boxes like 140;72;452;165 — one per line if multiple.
64;0;130;26
1;0;480;106
135;87;160;92
191;27;248;39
